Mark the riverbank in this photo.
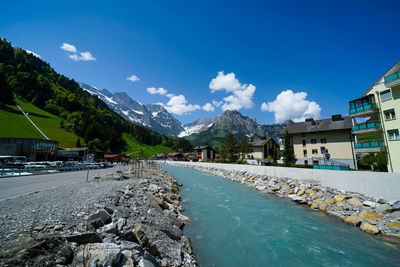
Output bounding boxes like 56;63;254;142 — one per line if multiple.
164;162;400;241
0;163;197;267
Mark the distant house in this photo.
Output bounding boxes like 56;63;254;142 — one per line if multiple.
247;138;279;160
166;152;183;161
193;146;216;160
286;115;356;169
104;153;130;163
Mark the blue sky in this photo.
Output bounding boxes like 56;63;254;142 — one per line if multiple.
1;0;400;124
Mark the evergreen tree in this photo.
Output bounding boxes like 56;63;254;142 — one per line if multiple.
236;135;252;159
282;130;296;166
76;138;82;148
222;132;237;162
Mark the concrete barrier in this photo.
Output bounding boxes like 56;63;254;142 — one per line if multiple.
161;161;400;202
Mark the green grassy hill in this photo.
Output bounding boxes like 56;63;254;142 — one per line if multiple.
0;97;177;157
0;96;81;147
122;133;173;158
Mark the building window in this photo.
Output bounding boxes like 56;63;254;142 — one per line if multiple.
320;146;326;154
384;109;396;120
388;129;400;140
312;149;318;155
304;160;308;165
302;139;306;147
321;138;327;144
303;149;307;157
380;89;392;102
311;139;317;144
313;160;319;165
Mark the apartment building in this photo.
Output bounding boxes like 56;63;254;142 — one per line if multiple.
349;60;400;172
287;115;356;169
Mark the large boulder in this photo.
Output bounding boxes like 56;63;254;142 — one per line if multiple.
376;204;393;214
344;215;363;226
360;211;383;220
66;232;102;245
360;222;380;235
347;198;363;207
74;243;124;266
334;195;348;201
88;209;112;228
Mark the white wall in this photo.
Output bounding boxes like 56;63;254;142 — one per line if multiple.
162;161;400;202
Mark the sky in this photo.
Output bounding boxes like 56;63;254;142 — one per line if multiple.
1;0;400;124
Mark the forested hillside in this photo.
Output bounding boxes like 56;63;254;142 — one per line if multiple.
0;37;192;153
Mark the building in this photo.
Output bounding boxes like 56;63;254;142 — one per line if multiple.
193;146;216;160
247;138;279;160
349;60;400;172
104;153;131;163
286;115;356;169
0;138;58;161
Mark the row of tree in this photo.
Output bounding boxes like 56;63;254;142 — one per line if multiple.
0;37;193;153
218;130;297;165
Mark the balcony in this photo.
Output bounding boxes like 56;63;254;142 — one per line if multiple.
385;71;400;87
354;141;385;152
349;95;378;117
351;122;381;134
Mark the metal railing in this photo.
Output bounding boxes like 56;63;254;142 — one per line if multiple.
349;103;377;114
385;72;400;83
352;122;381;131
312;157;350;171
354;141;385;149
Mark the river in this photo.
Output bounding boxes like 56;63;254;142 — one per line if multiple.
161;164;400;266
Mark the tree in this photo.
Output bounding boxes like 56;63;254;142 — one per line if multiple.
222;132;237;162
236;135;252;159
282;130;296;166
76;138;82;148
0;72;13;106
362;152;388;172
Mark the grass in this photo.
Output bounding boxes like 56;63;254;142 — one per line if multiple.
0;97;81;147
123;133;173;158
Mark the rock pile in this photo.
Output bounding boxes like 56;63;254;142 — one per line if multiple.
0;164;197;267
170;163;400;239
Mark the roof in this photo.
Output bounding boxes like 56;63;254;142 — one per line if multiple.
287;117;352;134
193;146;215;151
249;138;275;147
363;59;400;96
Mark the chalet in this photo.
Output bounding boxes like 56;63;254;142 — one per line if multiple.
193;146;216;160
247;138;279;160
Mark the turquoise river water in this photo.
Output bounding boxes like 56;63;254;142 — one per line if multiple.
161;164;400;267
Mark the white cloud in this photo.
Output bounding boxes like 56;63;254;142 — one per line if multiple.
69;54;80;61
209;71;256;111
61;43;96;61
164;94;200;115
202;102;215;112
127;75;140;82
147;87;167;95
79;51;96;61
26;50;41;59
212;100;223;107
261;90;321;123
60;43;77;53
209;71;241;92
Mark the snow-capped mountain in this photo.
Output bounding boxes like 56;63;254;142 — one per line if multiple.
178;118;215;137
79;83;184;135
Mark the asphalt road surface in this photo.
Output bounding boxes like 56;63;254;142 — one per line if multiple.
0;167;125;201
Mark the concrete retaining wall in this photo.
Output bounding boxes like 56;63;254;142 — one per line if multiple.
162;161;400;202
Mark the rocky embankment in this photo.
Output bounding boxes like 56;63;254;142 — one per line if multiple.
169;163;400;240
0;163;197;267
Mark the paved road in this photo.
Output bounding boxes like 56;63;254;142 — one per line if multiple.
0;166;127;201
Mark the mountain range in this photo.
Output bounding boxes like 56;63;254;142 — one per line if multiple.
79;83;184;136
80;82;288;149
